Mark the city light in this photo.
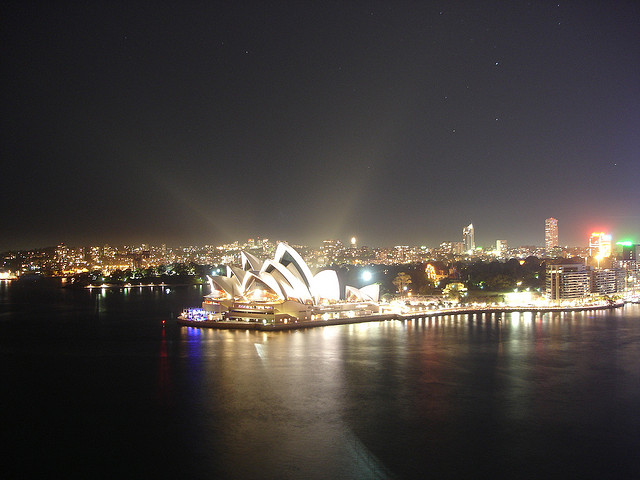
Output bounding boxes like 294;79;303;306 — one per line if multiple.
3;222;638;306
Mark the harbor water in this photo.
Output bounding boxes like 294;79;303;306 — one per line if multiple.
1;281;639;479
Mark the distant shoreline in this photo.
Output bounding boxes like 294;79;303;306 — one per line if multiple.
83;283;202;289
7;277;206;288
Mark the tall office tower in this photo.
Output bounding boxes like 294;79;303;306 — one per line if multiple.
496;239;507;255
589;232;612;258
545;218;558;253
463;223;475;253
618;242;639;292
619;242;639;261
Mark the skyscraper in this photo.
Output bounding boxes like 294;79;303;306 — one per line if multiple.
619;242;639;261
545;218;558;253
496;239;507;255
589;232;612;258
463;223;475;253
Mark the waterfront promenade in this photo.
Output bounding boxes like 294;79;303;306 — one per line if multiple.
177;301;626;331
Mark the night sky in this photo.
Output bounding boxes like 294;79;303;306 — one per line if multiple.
2;1;639;251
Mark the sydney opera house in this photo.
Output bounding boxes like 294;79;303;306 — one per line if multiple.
199;243;380;324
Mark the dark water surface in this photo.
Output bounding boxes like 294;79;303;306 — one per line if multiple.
1;281;639;479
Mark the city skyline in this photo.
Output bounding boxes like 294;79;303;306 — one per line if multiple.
2;2;639;251
0;216;637;253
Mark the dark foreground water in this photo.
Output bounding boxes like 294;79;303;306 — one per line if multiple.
1;281;639;479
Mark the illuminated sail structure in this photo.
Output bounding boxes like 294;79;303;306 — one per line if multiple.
203;243;379;323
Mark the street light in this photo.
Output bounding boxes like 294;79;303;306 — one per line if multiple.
595;252;604;269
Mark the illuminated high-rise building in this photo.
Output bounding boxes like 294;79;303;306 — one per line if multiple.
496;239;507;255
617;242;639;293
545;218;558;253
618;241;639;261
591;269;617;294
463;223;475;253
589;232;612;258
545;261;590;300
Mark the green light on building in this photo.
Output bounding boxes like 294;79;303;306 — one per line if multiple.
616;241;633;247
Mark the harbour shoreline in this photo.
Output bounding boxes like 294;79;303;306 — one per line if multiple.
177;301;626;331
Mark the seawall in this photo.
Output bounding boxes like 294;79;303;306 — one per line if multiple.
177;303;624;331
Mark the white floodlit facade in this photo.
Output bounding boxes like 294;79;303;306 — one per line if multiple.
202;243;379;323
463;224;475;253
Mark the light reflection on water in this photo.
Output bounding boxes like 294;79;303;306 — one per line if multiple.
1;281;639;479
174;306;640;478
179;325;394;478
